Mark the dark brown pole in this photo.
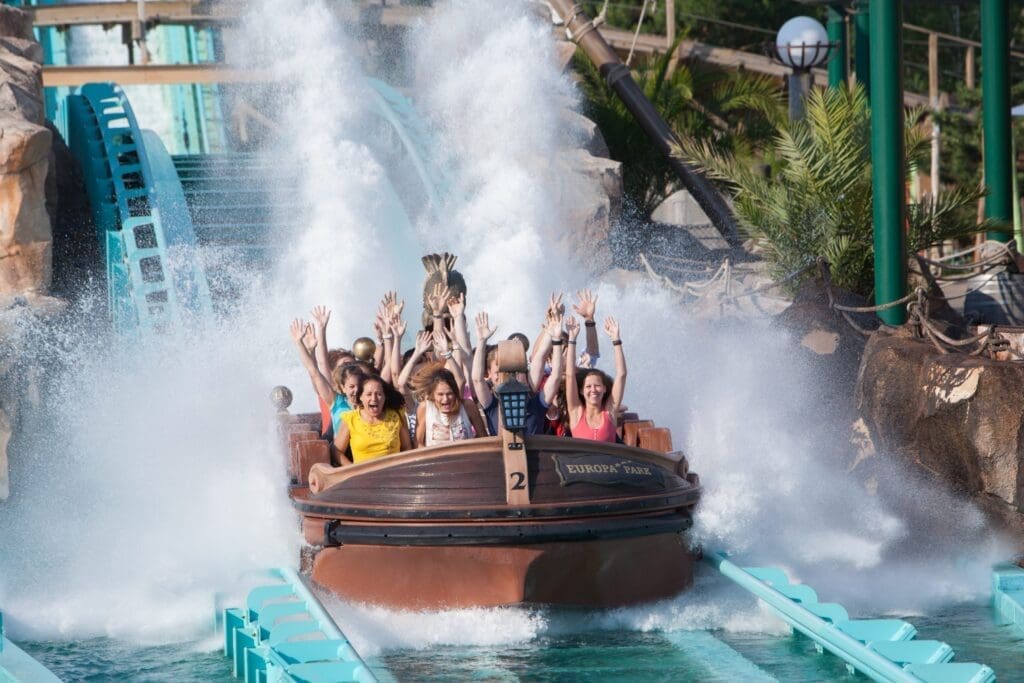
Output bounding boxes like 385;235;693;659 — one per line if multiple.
550;0;741;246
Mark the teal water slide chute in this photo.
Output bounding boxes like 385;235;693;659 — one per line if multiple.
67;82;213;334
64;77;444;334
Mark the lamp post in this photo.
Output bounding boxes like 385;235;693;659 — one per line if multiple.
493;341;532;505
776;16;832;121
496;377;531;439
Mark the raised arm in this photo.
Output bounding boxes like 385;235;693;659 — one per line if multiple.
310;305;332;375
573;289;601;363
472;311;496;408
291;318;336;405
542;313;565;407
396;330;432;398
605;316;627;412
564;316;582;418
426;282;451;332
389;314;406;383
529;293;562;390
372;311;387;373
432;328;465;391
448;292;472;362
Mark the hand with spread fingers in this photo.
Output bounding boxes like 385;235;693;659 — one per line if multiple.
573;289;597;322
566;315;580;341
476;311;496;342
427;282;451;318
603;316;620;342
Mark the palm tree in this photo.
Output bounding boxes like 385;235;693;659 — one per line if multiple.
574;44;785;216
677;84;989;297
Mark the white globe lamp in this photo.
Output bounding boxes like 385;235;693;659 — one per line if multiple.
775;16;832;121
776;16;830;70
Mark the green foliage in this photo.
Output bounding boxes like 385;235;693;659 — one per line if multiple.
574;45;784;215
677;85;986;297
579;0;807;51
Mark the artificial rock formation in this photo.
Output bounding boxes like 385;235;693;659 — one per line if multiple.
552;38;623;276
856;329;1024;535
0;5;52;298
0;6;55;501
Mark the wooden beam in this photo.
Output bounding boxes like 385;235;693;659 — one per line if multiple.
26;0;424;28
600;26;930;107
42;64;267;86
28;1;227;27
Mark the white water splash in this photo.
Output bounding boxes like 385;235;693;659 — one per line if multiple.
5;0;1009;655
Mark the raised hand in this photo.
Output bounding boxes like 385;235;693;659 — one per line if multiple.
289;318;307;344
547;292;565;318
413;330;432;354
390;315;407;338
427;282;451;317
565;315;580;341
310;305;331;333
301;323;316;351
432;328;451;356
475;311;496;341
447;291;466;319
604;316;620;341
546;311;564;340
381;290;404;318
572;289;597;322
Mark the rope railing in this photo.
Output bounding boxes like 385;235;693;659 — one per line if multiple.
642;251;1022;361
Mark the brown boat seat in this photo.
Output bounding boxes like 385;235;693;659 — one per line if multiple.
660;450;690;476
638;427;673;453
288;430;319;446
622;420;654;447
291;439;331;484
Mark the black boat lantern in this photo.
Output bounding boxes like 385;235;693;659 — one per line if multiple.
496;377;530;434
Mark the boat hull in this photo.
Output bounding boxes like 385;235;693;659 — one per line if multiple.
310;531;697;609
289;433;702;609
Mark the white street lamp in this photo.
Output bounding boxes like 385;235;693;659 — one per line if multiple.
775;16;832;120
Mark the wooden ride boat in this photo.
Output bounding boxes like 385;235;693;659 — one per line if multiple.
278;340;701;610
283;420;701;610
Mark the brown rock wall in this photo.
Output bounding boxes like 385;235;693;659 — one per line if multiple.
856;329;1024;529
0;5;51;298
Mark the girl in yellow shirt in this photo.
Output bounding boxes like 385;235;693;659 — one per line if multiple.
334;374;413;463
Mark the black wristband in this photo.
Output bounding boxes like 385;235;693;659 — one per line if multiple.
551;339;564;346
612;339;622;346
568;340;577;345
584;320;596;327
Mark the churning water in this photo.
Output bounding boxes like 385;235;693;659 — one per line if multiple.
0;0;1015;677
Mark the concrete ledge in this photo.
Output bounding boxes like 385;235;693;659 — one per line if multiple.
992;562;1024;631
0;611;62;682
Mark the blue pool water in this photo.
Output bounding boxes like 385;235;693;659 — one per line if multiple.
18;603;1022;681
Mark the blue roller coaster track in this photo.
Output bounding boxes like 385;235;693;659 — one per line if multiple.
65;79;445;335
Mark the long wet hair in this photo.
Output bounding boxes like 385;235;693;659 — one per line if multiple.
407;360;445;400
354;374;406;411
576;368;613;409
332;362;366;395
419;367;462;408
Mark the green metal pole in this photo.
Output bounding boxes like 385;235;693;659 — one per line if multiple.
827;5;847;89
869;0;905;325
854;0;870;98
982;0;1013;241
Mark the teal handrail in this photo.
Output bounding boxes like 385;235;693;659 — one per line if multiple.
708;553;921;683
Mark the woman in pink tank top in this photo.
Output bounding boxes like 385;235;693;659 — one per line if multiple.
564;316;627;443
